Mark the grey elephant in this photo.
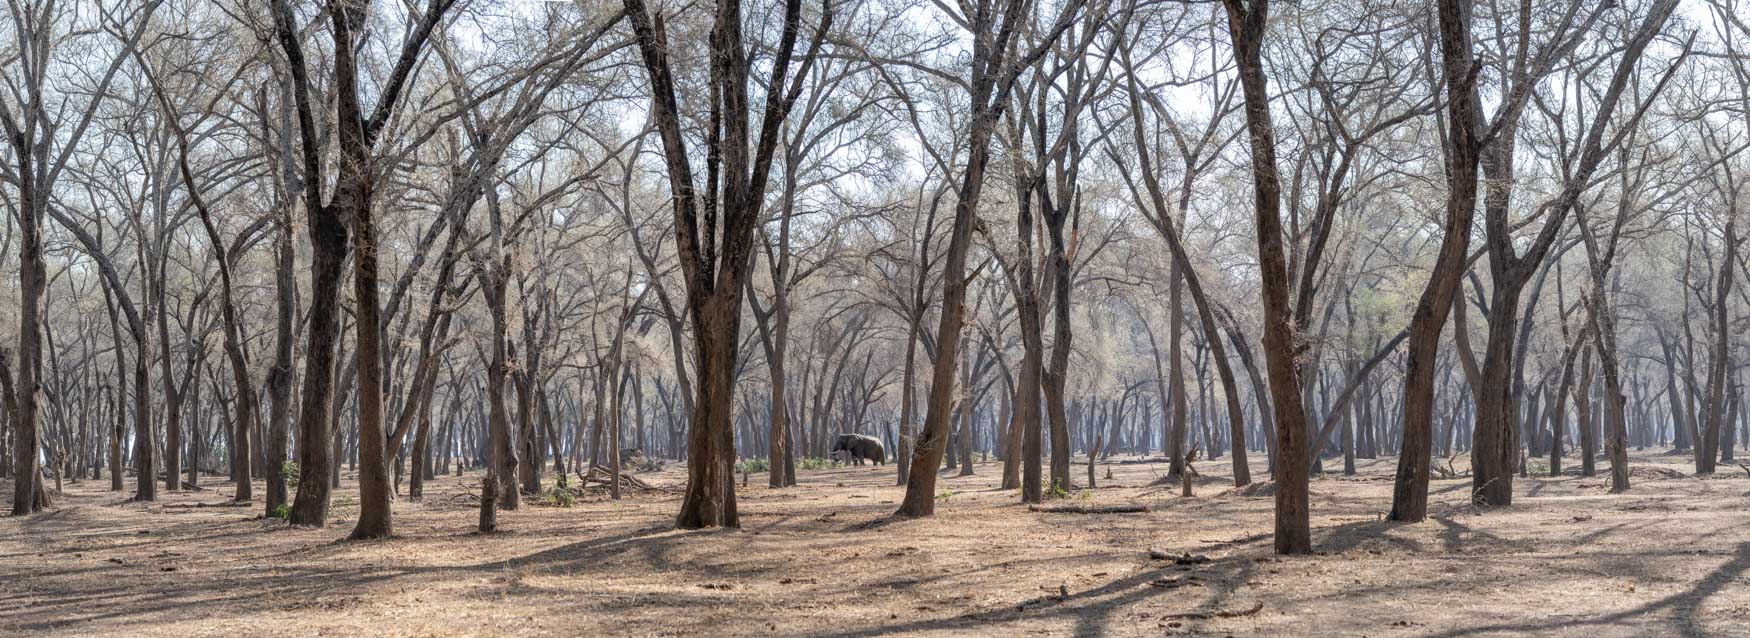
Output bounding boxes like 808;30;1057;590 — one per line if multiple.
831;433;886;466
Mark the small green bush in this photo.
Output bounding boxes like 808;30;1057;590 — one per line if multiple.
333;493;355;509
280;461;301;489
269;504;291;519
736;458;770;474
1046;479;1072;500
936;488;957;502
799;457;842;470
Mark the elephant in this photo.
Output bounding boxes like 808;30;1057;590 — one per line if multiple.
831;433;886;466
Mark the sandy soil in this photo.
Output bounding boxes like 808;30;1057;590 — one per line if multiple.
4;451;1749;637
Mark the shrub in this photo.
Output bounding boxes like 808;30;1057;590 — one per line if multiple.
736;458;770;474
799;457;842;470
269;504;291;520
935;488;956;502
280;461;301;489
1047;479;1072;500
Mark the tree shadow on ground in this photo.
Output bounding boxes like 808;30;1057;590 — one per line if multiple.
809;553;1261;638
1418;542;1750;638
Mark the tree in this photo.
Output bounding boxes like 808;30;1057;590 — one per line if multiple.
1466;0;1680;506
621;0;832;528
2;0;163;513
271;0;458;535
894;0;1086;517
1218;0;1313;555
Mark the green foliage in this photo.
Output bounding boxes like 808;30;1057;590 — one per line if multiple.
546;485;575;508
280;461;300;489
736;458;770;474
1046;479;1072;500
333;493;355;509
799;457;842;470
268;504;291;519
936;488;957;502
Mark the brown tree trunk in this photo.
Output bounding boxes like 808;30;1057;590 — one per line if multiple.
623;0;825;527
675;298;741;528
1220;0;1309;554
899;100;1006;515
1389;0;1482;523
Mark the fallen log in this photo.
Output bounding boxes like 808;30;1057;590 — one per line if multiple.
1027;503;1150;514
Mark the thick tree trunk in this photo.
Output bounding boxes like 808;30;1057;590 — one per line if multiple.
157;307;182;495
1390;0;1480;524
675;297;741;528
287;210;346;526
1472;283;1527;505
133;333;156;502
347;195;392;539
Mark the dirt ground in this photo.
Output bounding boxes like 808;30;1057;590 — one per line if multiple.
4;451;1749;637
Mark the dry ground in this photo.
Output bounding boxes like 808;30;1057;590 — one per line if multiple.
4;451;1750;637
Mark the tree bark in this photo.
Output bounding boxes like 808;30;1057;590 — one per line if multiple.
1219;0;1309;553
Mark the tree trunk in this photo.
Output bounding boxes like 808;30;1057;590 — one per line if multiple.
1220;0;1309;554
1390;0;1481;524
675;296;741;528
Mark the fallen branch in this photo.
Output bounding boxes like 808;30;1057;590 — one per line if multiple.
1028;503;1150;514
576;465;677;494
1149;549;1210;564
1148;575;1203;589
1160;601;1265;620
1738;463;1750;479
164;501;252;509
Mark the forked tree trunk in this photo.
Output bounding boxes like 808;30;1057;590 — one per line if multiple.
622;0;827;530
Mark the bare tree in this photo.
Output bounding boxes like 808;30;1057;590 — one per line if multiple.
621;0;831;528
